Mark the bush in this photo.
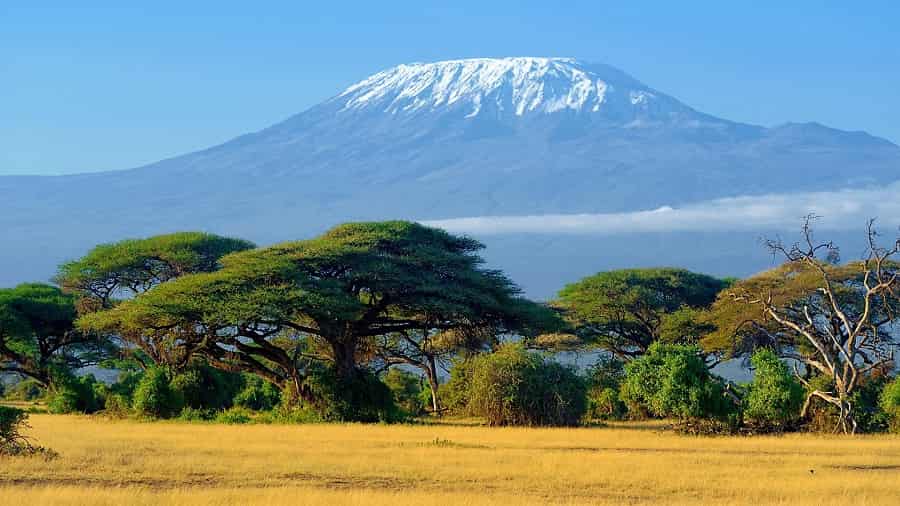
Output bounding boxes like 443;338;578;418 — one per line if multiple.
621;343;738;426
879;376;900;433
383;369;426;416
214;406;254;424
3;379;45;401
301;364;399;422
585;357;626;421
170;364;243;411
439;358;476;415
233;375;282;411
177;407;215;422
743;349;804;429
466;344;587;427
47;374;104;414
132;368;183;418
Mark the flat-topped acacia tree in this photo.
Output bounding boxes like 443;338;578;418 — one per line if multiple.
56;232;255;367
0;284;109;387
554;268;727;360
80;221;553;410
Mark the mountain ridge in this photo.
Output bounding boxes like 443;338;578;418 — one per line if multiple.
1;57;898;295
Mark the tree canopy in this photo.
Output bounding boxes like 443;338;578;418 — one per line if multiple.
0;283;107;386
554;268;727;359
79;221;557;413
56;231;255;311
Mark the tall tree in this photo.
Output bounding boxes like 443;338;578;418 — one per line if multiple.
57;232;254;367
0;284;108;387
80;221;545;409
705;218;900;433
554;268;727;360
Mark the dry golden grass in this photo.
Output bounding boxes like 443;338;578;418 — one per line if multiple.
2;415;900;505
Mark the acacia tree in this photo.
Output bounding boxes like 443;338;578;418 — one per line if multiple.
0;284;108;387
81;221;548;413
708;218;900;433
57;232;255;367
554;268;726;360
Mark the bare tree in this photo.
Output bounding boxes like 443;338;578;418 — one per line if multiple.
731;216;899;433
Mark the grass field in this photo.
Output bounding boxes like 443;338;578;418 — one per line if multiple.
2;415;900;505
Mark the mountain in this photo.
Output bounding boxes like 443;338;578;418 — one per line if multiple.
2;57;899;296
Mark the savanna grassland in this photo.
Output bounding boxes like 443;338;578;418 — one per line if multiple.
3;415;900;505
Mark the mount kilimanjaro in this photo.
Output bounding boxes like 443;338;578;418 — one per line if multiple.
2;57;899;296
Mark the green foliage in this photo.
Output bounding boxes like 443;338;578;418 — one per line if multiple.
3;379;45;401
439;358;476;414
0;406;56;458
556;268;726;358
213;406;254;424
132;368;183;418
79;221;541;421
621;343;737;423
585;357;626;421
880;377;900;433
465;344;586;427
233;374;282;411
0;283;105;387
301;364;399;423
169;364;243;411
56;232;255;309
177;407;214;422
47;373;104;414
743;349;803;428
383;369;426;416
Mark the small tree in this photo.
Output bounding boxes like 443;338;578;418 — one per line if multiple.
743;349;803;429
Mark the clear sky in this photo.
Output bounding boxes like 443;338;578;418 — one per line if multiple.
2;1;898;175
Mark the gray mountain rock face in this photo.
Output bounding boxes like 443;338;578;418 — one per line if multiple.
2;57;898;296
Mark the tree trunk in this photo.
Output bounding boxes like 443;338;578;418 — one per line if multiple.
425;355;441;415
331;339;359;382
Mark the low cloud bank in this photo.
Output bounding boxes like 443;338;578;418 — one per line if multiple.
423;183;900;235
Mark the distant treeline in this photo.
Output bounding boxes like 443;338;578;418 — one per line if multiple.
2;219;899;435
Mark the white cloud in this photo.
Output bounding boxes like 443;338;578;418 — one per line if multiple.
423;183;900;235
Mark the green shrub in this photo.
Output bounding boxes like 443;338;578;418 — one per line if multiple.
258;404;323;424
439;358;475;415
214;406;254;424
743;349;804;429
233;375;282;411
170;364;243;411
585;357;626;421
879;376;900;433
466;344;587;427
621;343;738;425
47;374;104;414
383;369;426;416
132;368;183;419
178;407;214;422
301;364;399;423
3;379;45;401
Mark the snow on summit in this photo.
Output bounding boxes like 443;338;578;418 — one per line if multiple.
336;57;676;118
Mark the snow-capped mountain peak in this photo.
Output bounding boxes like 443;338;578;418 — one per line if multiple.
334;57;682;120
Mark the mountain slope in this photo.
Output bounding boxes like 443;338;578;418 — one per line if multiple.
1;57;898;294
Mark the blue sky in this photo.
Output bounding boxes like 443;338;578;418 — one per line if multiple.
2;1;898;175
